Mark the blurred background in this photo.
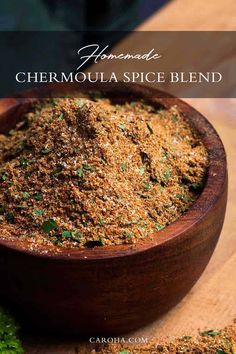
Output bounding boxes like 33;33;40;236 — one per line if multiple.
0;0;169;32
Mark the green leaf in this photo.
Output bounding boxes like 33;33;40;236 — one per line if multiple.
176;194;194;202
20;158;29;168
33;209;45;216
82;164;93;171
71;231;82;241
155;223;165;231
57;113;64;122
1;173;8;181
216;350;228;354
230;344;235;354
99;218;105;226
124;231;134;238
77;98;88;108
118;123;126;131
138;225;147;232
62;230;82;242
21;192;30;200
76;168;83;177
41;148;51;155
41;219;58;233
171;114;178;122
201;330;221;337
120;162;127;172
139;166;145;175
62;230;72;238
52;165;63;175
119;351;129;354
144;182;150;191
33;193;43;201
164;150;171;157
163;167;171;183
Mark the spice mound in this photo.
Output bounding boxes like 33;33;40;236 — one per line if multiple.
0;95;208;249
93;323;236;354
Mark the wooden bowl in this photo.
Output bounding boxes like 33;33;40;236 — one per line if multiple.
0;83;227;335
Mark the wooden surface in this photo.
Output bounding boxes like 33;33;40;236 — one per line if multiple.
14;0;236;352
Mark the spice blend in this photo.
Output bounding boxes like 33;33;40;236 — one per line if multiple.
92;323;236;354
0;94;208;250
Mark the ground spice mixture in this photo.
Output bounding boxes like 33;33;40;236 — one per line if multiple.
92;323;236;354
0;94;208;249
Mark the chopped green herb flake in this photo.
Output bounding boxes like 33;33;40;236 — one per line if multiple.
52;166;63;175
1;173;8;181
118;123;126;131
71;231;82;241
172;114;178;122
99;218;105;226
41;219;58;233
41;148;51;155
82;164;93;171
57;113;64;122
52;238;61;246
33;209;45;216
121;162;127;172
76;168;83;177
77;98;87;108
139;166;145;175
138;225;147;231
155;223;165;231
163;167;171;183
33;193;43;201
164;150;171;157
201;330;221;337
62;230;82;242
176;194;194;202
144;182;151;190
124;231;134;238
20;158;29;168
22;192;30;200
62;230;72;238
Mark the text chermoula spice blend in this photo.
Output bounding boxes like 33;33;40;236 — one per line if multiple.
0;94;208;251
